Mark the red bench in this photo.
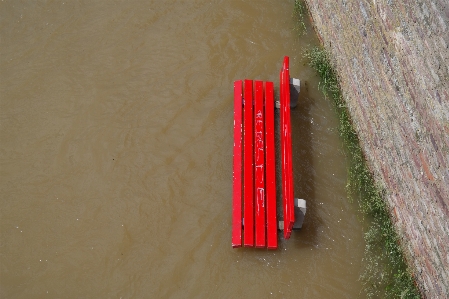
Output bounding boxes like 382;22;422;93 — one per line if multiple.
232;57;296;249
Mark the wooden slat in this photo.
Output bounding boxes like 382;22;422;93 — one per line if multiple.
254;80;265;248
265;81;277;249
243;80;254;247
279;65;287;238
280;56;294;239
285;59;295;236
232;80;243;248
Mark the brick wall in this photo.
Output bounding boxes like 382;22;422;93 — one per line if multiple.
304;1;449;298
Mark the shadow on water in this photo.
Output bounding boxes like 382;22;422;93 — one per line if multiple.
275;81;322;249
291;81;322;249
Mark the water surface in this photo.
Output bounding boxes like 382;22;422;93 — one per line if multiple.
1;1;365;298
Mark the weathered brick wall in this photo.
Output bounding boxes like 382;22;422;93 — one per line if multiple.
304;0;449;298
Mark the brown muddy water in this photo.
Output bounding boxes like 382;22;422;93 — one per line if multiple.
1;1;367;298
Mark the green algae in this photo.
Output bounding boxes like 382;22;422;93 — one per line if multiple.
293;0;307;36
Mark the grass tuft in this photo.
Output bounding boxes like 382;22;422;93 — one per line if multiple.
293;0;307;35
302;30;421;299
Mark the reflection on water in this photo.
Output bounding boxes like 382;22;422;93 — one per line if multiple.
1;0;366;298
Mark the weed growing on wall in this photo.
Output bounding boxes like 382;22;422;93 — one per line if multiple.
303;45;421;299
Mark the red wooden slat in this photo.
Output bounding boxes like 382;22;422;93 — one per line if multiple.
254;80;266;248
279;67;286;238
280;56;294;239
232;80;243;248
265;81;277;249
285;59;295;235
243;80;254;247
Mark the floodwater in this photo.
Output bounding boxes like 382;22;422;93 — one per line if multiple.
1;1;366;298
